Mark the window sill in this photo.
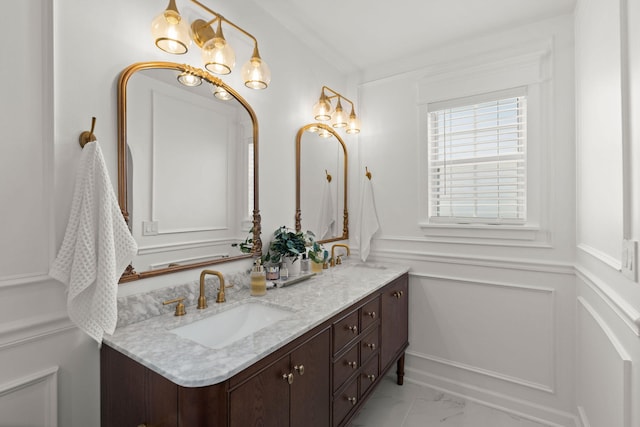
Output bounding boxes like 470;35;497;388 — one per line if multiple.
419;222;549;246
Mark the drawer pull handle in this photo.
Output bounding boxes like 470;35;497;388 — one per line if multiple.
294;365;305;376
282;373;294;384
348;325;358;334
366;374;376;382
365;342;376;350
393;290;404;299
347;361;358;369
365;311;376;319
137;424;147;427
347;396;357;406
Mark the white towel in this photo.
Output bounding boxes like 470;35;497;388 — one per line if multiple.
317;179;336;240
356;176;380;262
49;141;138;344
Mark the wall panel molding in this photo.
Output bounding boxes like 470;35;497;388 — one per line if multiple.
407;350;554;393
575;265;640;336
577;243;622;271
372;244;575;275
410;273;557;392
0;311;73;350
0;366;58;427
577;296;632;427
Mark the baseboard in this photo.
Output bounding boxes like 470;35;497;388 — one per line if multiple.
404;359;579;427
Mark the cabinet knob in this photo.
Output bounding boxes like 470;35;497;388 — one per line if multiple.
366;373;376;382
348;325;358;334
365;311;376;319
347;396;357;406
347;361;358;369
294;365;305;376
393;290;404;299
282;373;294;384
366;342;376;350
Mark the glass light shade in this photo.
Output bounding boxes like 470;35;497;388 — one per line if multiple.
242;56;271;90
151;9;191;54
213;86;233;100
313;97;332;121
346;112;361;134
177;72;202;87
202;37;236;75
331;100;348;128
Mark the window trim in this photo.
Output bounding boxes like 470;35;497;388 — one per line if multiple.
416;44;552;245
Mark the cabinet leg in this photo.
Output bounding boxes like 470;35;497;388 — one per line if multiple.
396;353;405;385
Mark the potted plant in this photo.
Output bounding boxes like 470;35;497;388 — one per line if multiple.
264;226;307;276
305;231;328;273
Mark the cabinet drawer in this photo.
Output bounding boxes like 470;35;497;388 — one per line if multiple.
333;379;359;427
360;297;380;331
360;327;379;362
359;354;379;397
333;310;359;354
333;343;359;392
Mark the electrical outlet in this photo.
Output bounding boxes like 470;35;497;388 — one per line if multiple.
142;220;159;236
622;239;638;282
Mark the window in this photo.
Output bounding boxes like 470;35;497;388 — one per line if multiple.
428;88;527;225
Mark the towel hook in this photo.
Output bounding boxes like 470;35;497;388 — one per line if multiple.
365;166;372;180
325;169;332;183
79;117;97;148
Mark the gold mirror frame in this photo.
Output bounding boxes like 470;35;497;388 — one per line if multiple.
117;61;262;282
295;123;348;243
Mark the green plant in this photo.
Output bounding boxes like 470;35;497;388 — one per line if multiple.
263;226;307;264
231;228;255;254
305;231;329;264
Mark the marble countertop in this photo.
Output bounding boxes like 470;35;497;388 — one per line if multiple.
103;261;409;388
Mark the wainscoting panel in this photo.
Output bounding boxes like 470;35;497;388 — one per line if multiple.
576;297;631;427
0;367;58;427
409;273;555;391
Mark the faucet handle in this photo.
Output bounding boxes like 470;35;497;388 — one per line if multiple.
336;255;343;265
163;297;186;316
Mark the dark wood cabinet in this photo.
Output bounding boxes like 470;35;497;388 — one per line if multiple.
381;273;409;384
230;328;330;427
101;273;409;427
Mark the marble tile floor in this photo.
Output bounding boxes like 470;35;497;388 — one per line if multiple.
350;376;551;427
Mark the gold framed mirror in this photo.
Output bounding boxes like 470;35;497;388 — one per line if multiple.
117;61;261;282
295;123;348;243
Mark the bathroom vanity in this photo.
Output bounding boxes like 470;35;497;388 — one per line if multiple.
101;263;409;427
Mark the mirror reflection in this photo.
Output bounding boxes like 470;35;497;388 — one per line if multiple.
117;62;261;282
295;123;348;243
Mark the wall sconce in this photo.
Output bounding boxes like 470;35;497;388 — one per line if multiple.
151;0;271;90
312;86;361;134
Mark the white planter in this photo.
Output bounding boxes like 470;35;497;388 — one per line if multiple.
283;257;301;277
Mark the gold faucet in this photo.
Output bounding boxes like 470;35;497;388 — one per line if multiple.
330;244;351;267
198;270;226;308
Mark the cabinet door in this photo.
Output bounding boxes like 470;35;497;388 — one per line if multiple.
290;329;331;427
380;274;409;371
229;355;291;427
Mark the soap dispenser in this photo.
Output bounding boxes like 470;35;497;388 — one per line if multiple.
250;259;267;296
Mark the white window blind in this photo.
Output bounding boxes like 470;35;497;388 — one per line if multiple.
428;90;527;224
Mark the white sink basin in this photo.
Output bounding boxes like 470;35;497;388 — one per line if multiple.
170;302;294;349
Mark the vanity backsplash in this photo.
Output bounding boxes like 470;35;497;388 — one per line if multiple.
116;271;251;328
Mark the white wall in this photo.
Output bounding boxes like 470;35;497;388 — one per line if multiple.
574;0;640;426
1;0;345;425
353;15;579;426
